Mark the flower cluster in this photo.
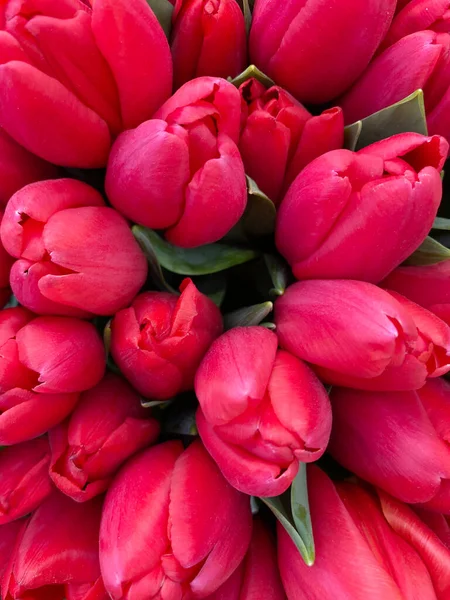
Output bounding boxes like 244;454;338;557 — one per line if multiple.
1;1;450;599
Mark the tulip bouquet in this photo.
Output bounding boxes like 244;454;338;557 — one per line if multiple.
2;0;450;598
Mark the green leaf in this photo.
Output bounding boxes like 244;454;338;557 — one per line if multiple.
405;236;450;266
344;89;428;151
4;295;19;309
194;274;227;307
224;301;273;330
242;0;252;33
132;226;259;276
229;65;275;89
433;217;450;231
264;254;289;296
260;464;315;566
241;176;276;237
132;225;178;293
146;0;173;38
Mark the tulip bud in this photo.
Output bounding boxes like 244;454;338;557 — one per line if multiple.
382;261;450;325
2;491;105;599
1;179;148;317
206;517;286;600
99;440;253;599
195;326;331;497
329;379;450;513
278;466;439;600
340;31;450;143
276;133;447;282
171;0;247;89
0;210;14;308
0;0;172;167
275;280;450;391
249;0;396;104
0;308;105;445
239;79;344;205
0;519;25;582
0;128;58;207
111;278;222;400
0;437;52;525
49;373;160;502
106;76;247;247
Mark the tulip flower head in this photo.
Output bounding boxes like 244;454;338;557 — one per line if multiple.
195;326;332;497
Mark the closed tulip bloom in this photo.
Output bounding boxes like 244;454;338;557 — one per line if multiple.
382;261;450;325
0;210;14;308
239;78;344;205
99;440;253;599
0;519;25;582
249;0;396;104
1;179;147;317
278;466;439;600
0;0;172;167
380;0;450;51
171;0;247;89
0;437;52;525
276;133;447;282
205;517;286;600
49;374;160;502
111;278;222;400
329;379;450;512
2;491;106;599
340;31;450;143
0;129;58;207
195;326;332;497
275;280;450;391
0;308;105;445
106;77;247;247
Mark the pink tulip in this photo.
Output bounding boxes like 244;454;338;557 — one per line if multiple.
414;507;450;548
249;0;396;104
2;491;106;599
0;308;105;444
275;280;450;391
1;179;147;317
195;326;331;497
340;31;450;143
205;517;286;600
99;440;252;599
382;261;450;325
171;0;247;89
0;128;58;206
0;210;14;308
49;374;160;502
239;78;344;205
0;437;52;525
276;133;447;282
111;278;222;400
0;519;25;582
278;466;439;600
0;0;172;167
329;378;450;512
106;77;247;247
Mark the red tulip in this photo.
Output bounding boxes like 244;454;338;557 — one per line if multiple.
239;78;344;205
0;308;105;445
278;466;439;600
0;128;58;207
275;280;450;391
414;507;450;548
111;278;222;400
171;0;247;89
106;77;247;247
1;179;147;317
195;326;331;497
382;261;450;325
0;519;25;582
99;440;252;599
249;0;396;104
381;0;450;52
2;491;106;600
329;378;450;512
276;133;447;282
340;31;450;143
49;374;160;502
0;210;14;309
0;437;52;525
0;0;172;168
205;517;286;600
